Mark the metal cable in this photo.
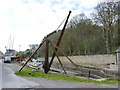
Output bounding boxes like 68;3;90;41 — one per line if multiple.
55;17;67;31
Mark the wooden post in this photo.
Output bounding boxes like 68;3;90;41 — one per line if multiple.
115;53;118;65
118;53;120;80
18;39;46;73
88;70;90;79
48;11;72;72
43;39;49;74
49;39;67;75
49;40;78;68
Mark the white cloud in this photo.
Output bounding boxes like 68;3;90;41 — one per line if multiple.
0;0;101;53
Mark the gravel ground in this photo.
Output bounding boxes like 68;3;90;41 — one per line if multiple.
5;62;119;88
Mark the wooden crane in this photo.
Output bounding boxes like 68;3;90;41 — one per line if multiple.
18;11;78;75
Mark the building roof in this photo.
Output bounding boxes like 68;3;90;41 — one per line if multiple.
115;47;120;53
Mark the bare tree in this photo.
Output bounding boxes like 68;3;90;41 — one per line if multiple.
92;1;118;53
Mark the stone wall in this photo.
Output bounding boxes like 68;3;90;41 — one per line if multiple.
51;62;118;79
52;54;116;66
39;54;118;78
40;54;116;66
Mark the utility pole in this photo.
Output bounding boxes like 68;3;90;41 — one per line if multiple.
19;45;21;52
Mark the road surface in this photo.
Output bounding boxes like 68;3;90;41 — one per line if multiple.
0;60;2;89
0;59;118;88
1;60;39;88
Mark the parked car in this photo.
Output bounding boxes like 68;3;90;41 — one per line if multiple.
4;56;11;63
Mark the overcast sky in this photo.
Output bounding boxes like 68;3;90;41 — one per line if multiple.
0;0;104;53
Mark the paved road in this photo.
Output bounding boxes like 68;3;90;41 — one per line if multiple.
1;60;39;88
0;60;2;89
0;59;118;88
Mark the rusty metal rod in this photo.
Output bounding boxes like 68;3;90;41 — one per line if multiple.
18;39;46;73
49;40;78;68
49;40;67;75
48;11;72;71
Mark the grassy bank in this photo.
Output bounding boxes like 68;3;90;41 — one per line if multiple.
12;61;32;71
15;70;119;85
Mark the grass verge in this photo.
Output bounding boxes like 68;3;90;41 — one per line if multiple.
15;70;119;86
13;62;32;71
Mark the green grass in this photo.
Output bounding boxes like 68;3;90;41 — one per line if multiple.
15;70;119;85
100;78;119;85
12;61;32;71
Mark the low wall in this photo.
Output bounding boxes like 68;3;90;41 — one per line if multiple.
40;54;116;66
52;54;116;66
39;54;118;78
51;62;119;79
